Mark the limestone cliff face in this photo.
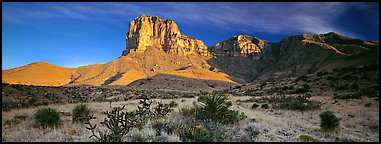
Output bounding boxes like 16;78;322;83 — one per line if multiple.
122;15;209;57
209;35;271;60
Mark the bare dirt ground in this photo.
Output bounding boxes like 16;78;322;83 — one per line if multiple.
2;95;379;142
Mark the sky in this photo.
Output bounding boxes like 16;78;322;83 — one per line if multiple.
2;2;379;70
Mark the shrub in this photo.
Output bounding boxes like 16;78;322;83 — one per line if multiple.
327;76;338;81
169;101;177;108
303;84;311;89
334;84;349;91
319;110;340;132
289;87;309;94
351;83;359;90
251;103;259;109
369;124;379;132
86;106;136;142
195;92;246;124
317;72;323;77
33;107;62;129
364;103;372;107
179;106;199;118
153;101;172;117
126;122;156;142
297;134;316;142
72;103;92;123
261;104;269;109
177;122;211;142
85;95;163;142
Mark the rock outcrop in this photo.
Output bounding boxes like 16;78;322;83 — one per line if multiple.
209;35;271;60
122;14;209;57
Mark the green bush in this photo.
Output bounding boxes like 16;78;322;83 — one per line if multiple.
72;103;92;123
319;110;340;131
261;104;269;109
251;103;259;109
33;107;62;129
195;92;246;124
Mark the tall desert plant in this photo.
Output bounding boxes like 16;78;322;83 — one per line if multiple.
319;110;340;132
195;92;246;124
72;103;92;123
33;107;62;129
86;106;137;142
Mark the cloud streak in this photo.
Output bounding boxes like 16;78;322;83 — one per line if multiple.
3;2;378;39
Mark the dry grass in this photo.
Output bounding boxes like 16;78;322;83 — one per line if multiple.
2;95;379;142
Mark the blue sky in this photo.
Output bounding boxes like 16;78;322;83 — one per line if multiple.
2;2;379;70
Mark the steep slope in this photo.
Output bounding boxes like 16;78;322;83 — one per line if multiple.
67;47;236;86
2;61;75;86
208;35;274;82
259;33;378;80
208;32;379;81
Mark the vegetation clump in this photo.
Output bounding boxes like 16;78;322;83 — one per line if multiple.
261;104;269;109
297;134;316;142
194;92;247;125
33;107;62;129
319;110;340;132
72;103;92;123
251;103;260;109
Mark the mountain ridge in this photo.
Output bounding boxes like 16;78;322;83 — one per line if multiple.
2;15;379;87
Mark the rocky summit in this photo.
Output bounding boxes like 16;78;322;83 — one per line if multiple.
2;15;379;87
123;14;209;57
209;35;271;59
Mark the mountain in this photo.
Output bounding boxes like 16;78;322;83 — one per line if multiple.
207;32;378;81
2;61;75;86
2;15;236;88
2;15;379;87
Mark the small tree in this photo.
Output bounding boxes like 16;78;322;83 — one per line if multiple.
319;110;340;132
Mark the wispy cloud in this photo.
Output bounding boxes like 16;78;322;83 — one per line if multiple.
3;2;378;39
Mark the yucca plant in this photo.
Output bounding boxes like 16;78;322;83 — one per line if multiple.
196;92;231;122
33;107;62;129
196;92;246;124
72;103;92;123
319;110;340;132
